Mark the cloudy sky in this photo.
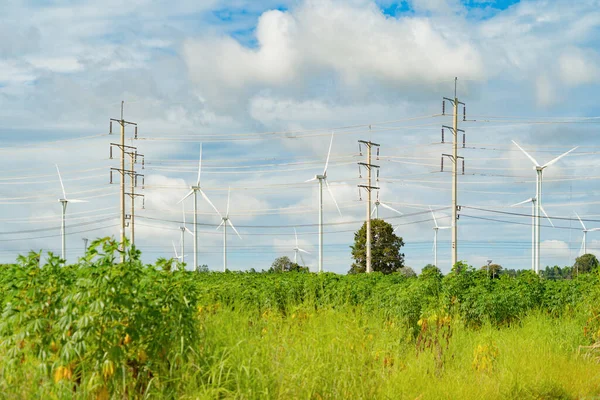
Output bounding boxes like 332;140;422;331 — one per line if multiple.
1;0;600;273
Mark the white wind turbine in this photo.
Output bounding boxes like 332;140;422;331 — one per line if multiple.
293;228;310;266
172;240;184;262
179;202;194;265
306;132;342;273
178;144;221;271
372;191;403;219
216;187;242;272
512;140;578;273
56;164;88;262
430;207;451;268
575;213;600;255
511;197;554;271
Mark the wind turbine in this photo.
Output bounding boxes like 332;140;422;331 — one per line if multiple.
430;207;451;268
179;202;194;265
293;228;310;266
512;140;577;273
575;213;600;255
56;164;87;262
172;240;184;262
372;192;403;219
511;197;554;271
178;144;221;271
216;187;241;272
306;132;342;273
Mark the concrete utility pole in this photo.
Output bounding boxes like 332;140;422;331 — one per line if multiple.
358;140;380;273
109;102;139;262
441;78;466;269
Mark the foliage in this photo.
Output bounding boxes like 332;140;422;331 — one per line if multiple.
349;219;405;274
480;263;503;278
269;256;309;273
1;239;600;398
574;253;600;274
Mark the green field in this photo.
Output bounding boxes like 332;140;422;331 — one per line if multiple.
1;238;600;399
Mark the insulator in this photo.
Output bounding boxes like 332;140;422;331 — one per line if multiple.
142;198;145;209
109;170;113;184
142;157;145;170
358;188;362;201
376;169;380;179
463;133;466;148
462;159;465;175
441;128;444;143
358;165;362;178
358;143;362;156
376;147;380;160
463;106;466;121
442;100;445;115
109;121;113;134
134;126;138;139
109;146;113;159
441;157;444;172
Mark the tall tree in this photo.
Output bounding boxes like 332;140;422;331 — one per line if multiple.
573;253;599;274
349;219;405;274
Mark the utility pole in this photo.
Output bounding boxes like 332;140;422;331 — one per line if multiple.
109;102;138;262
82;237;89;255
358;140;380;273
441;78;466;269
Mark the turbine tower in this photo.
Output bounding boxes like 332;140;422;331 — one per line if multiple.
216;187;241;272
306;132;342;273
178;144;221;271
430;207;450;268
575;212;600;255
179;202;194;265
511;197;554;271
512;141;577;273
56;164;87;262
293;228;310;266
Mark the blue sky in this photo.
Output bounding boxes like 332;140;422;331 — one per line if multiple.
1;0;600;273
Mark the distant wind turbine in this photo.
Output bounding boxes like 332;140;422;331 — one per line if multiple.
179;202;194;265
372;191;403;219
430;207;451;268
512;140;577;273
293;228;310;267
306;132;342;273
575;212;600;255
56;164;88;262
178;144;221;270
216;187;242;272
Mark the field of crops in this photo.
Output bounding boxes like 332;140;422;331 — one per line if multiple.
1;238;600;399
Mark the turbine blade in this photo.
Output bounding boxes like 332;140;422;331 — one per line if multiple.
305;176;318;183
226;186;231;217
540;206;554;227
542;146;578;169
298;248;310;254
429;206;438;228
587;228;600;232
228;219;242;239
294;228;299;247
324;179;342;216
511;198;534;207
512;140;540;167
216;219;224;230
575;212;586;230
172;241;178;258
380;202;403;216
185;227;195;236
323;131;334;176
438;226;451;230
199;189;222;218
197;144;203;186
371;206;376;217
56;164;67;199
68;199;88;203
580;235;585;255
299;252;306;267
182;202;186;225
177;190;194;204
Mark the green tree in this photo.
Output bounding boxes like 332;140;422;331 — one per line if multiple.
573;253;599;274
349;219;405;274
481;263;503;279
269;256;309;273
